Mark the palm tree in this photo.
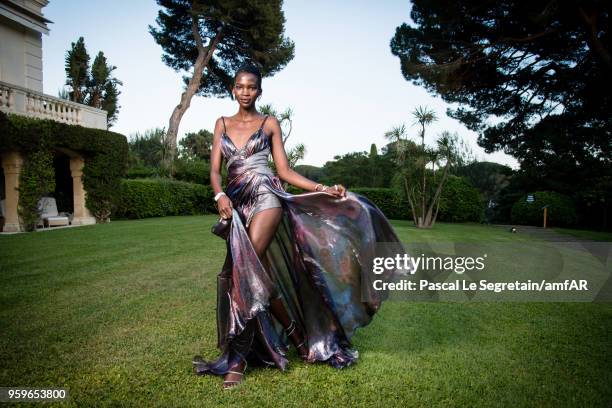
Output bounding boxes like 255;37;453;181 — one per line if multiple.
384;123;420;225
427;131;457;227
412;106;438;226
259;104;304;189
385;107;466;228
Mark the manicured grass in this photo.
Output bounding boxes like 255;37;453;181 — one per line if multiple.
1;217;611;407
552;227;612;242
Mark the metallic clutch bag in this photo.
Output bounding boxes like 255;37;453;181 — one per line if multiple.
211;217;231;240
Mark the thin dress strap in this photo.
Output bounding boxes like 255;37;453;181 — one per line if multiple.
259;114;269;130
221;116;227;133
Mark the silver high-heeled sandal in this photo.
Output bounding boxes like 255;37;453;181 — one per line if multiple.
223;357;247;389
284;320;312;362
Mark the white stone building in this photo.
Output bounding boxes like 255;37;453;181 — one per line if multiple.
0;0;108;232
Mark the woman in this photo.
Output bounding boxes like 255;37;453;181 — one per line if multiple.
192;64;410;389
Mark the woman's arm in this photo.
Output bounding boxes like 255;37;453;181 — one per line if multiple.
210;117;233;218
268;116;346;197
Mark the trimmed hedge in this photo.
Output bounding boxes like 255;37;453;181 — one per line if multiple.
284;186;409;220
125;165;159;179
174;158;210;185
350;187;410;220
112;180;411;221
112;178;215;219
110;177;485;223
286;184;483;222
511;191;577;227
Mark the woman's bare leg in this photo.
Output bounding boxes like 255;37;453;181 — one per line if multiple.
247;208;293;325
248;207;309;359
223;207;283;387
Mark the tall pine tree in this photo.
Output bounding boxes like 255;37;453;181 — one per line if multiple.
148;0;295;175
64;37;89;104
390;0;611;228
64;37;122;128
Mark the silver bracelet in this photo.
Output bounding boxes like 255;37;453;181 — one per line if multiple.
214;192;226;202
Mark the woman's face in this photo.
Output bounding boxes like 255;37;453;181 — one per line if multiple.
233;73;261;108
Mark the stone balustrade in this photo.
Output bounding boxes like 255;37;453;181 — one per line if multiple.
0;80;107;130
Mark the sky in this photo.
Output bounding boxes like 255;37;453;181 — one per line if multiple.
41;0;518;169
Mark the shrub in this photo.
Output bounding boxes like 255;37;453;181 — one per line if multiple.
268;185;409;220
174;158;210;185
350;187;409;220
511;191;577;227
125;165;160;179
17;148;55;231
112;178;215;219
437;175;486;223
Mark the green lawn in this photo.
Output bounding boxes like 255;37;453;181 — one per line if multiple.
0;217;611;407
552;227;612;242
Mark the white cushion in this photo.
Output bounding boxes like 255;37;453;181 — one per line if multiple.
46;216;69;221
36;197;70;227
37;196;59;217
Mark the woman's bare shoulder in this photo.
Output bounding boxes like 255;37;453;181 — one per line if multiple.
264;114;281;129
213;117;226;136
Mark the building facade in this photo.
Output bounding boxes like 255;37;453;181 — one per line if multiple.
0;0;108;232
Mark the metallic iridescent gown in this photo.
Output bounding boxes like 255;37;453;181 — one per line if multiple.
192;115;410;376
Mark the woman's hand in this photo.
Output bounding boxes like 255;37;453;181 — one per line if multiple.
323;184;347;198
217;195;233;219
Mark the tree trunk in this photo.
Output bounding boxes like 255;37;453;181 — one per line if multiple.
403;177;418;226
431;197;441;227
578;6;612;68
163;20;224;176
423;161;450;227
431;163;448;228
421;123;426;228
89;89;101;108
